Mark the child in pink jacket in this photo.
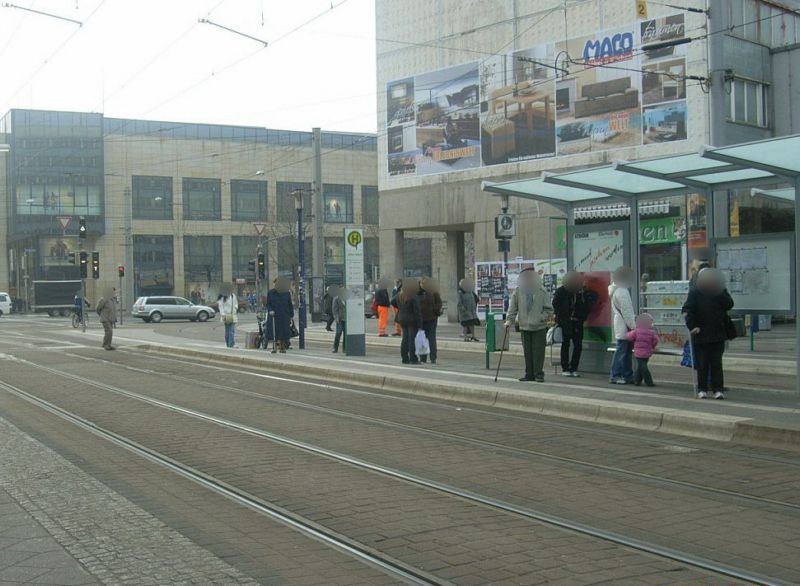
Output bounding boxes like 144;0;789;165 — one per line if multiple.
626;313;659;387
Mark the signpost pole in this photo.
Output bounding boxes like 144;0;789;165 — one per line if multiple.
118;272;123;325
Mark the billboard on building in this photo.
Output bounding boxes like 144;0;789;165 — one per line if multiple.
385;13;688;177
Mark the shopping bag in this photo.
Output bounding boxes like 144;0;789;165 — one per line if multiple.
545;326;563;346
680;340;694;368
414;330;430;356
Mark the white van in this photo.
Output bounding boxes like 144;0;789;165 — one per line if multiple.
0;292;11;316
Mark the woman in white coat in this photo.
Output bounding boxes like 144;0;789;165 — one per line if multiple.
217;290;239;348
608;266;636;384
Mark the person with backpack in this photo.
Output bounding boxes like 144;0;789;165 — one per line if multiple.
609;266;637;384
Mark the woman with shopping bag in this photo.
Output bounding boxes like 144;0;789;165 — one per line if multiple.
396;278;423;365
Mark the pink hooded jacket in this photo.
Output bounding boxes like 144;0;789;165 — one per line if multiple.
626;313;659;359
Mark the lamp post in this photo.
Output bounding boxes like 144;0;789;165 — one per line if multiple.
291;189;307;349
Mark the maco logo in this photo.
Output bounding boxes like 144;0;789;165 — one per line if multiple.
583;32;634;62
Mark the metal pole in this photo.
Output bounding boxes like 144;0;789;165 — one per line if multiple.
80;278;86;333
795;175;800;396
298;206;306;350
118;273;123;325
312;127;324;322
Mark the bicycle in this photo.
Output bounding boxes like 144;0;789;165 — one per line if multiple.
71;308;89;328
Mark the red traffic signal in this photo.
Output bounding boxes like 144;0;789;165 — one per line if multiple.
118;265;125;278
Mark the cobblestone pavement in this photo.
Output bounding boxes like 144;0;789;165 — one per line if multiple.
1;318;798;584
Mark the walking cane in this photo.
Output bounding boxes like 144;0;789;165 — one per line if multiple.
494;325;510;383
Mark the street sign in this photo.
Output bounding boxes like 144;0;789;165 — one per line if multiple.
57;216;72;230
636;0;648;18
253;222;267;236
344;227;365;356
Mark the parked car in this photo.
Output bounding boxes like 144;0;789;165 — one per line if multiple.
131;296;216;323
0;292;11;316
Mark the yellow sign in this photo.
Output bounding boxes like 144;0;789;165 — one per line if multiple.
636;0;648;19
346;230;362;248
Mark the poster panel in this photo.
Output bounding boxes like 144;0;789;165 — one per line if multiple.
555;24;643;155
387;77;417;177
414;62;481;175
40;237;75;266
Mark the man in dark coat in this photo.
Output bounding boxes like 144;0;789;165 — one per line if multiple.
266;277;295;353
552;271;597;376
322;286;335;331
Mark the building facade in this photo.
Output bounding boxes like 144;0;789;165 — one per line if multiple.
376;0;799;319
0;109;378;309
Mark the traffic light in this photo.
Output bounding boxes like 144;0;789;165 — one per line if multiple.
67;252;77;265
79;252;88;278
91;252;100;279
118;265;125;278
78;217;87;240
257;253;266;279
247;259;256;273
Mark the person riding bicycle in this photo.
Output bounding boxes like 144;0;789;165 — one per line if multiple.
73;293;90;320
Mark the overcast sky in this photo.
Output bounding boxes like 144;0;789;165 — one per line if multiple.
0;0;377;133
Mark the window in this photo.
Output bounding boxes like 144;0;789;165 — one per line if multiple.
184;236;222;283
231;180;267;221
183;178;221;220
133;236;174;296
726;78;769;127
323;184;353;223
133;176;172;220
232;236;261;280
727;0;800;47
361;186;379;225
364;237;379;284
276;182;311;223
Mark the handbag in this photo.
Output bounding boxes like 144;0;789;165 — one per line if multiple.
545;326;563;346
724;315;738;340
223;314;235;325
414;330;430;356
289;320;299;338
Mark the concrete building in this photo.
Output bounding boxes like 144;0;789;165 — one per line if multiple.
376;0;799;320
0;109;378;310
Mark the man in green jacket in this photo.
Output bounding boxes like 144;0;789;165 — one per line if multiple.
505;268;553;382
95;288;117;351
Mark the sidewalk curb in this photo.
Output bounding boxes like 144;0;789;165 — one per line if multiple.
138;343;798;452
299;332;796;376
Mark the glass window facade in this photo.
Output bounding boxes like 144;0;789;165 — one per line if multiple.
184;236;222;283
277;235;311;277
231;180;267;222
133;176;173;220
323;184;353;223
232;236;261;280
276;182;312;223
133;235;174;297
361;185;379;225
183;178;221;220
730;188;795;236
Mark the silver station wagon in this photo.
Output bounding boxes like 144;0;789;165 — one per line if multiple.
131;296;216;323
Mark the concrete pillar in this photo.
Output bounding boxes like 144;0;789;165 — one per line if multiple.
222;235;233;284
445;231;466;323
379;228;405;281
174;237;185;297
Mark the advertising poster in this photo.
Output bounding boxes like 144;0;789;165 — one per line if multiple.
475;258;566;314
572;229;625;272
555;24;642;155
687;193;708;249
413;63;481;175
479;44;556;165
40;237;75;266
386;77;417;177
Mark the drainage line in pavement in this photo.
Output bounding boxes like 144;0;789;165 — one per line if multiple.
3;358;789;586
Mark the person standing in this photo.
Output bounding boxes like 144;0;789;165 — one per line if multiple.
266;277;295;353
322;286;335;332
217;289;239;348
418;277;442;364
682;268;734;399
95;289;116;351
505;269;552;382
609;266;637;384
396;278;422;364
374;278;392;337
332;288;347;353
457;279;480;342
390;279;403;337
552;272;596;377
626;313;659;387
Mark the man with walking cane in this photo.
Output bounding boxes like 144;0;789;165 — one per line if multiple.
504;268;553;382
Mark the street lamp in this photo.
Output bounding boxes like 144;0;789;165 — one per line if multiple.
290;188;307;350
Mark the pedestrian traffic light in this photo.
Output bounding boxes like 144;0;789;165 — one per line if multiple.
67;252;77;265
79;252;88;278
78;217;87;240
91;252;100;279
257;253;266;279
247;259;256;273
118;265;125;278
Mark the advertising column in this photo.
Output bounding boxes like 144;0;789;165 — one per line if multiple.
344;228;366;356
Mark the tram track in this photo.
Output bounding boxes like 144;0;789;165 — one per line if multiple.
63;348;800;513
0;351;790;586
